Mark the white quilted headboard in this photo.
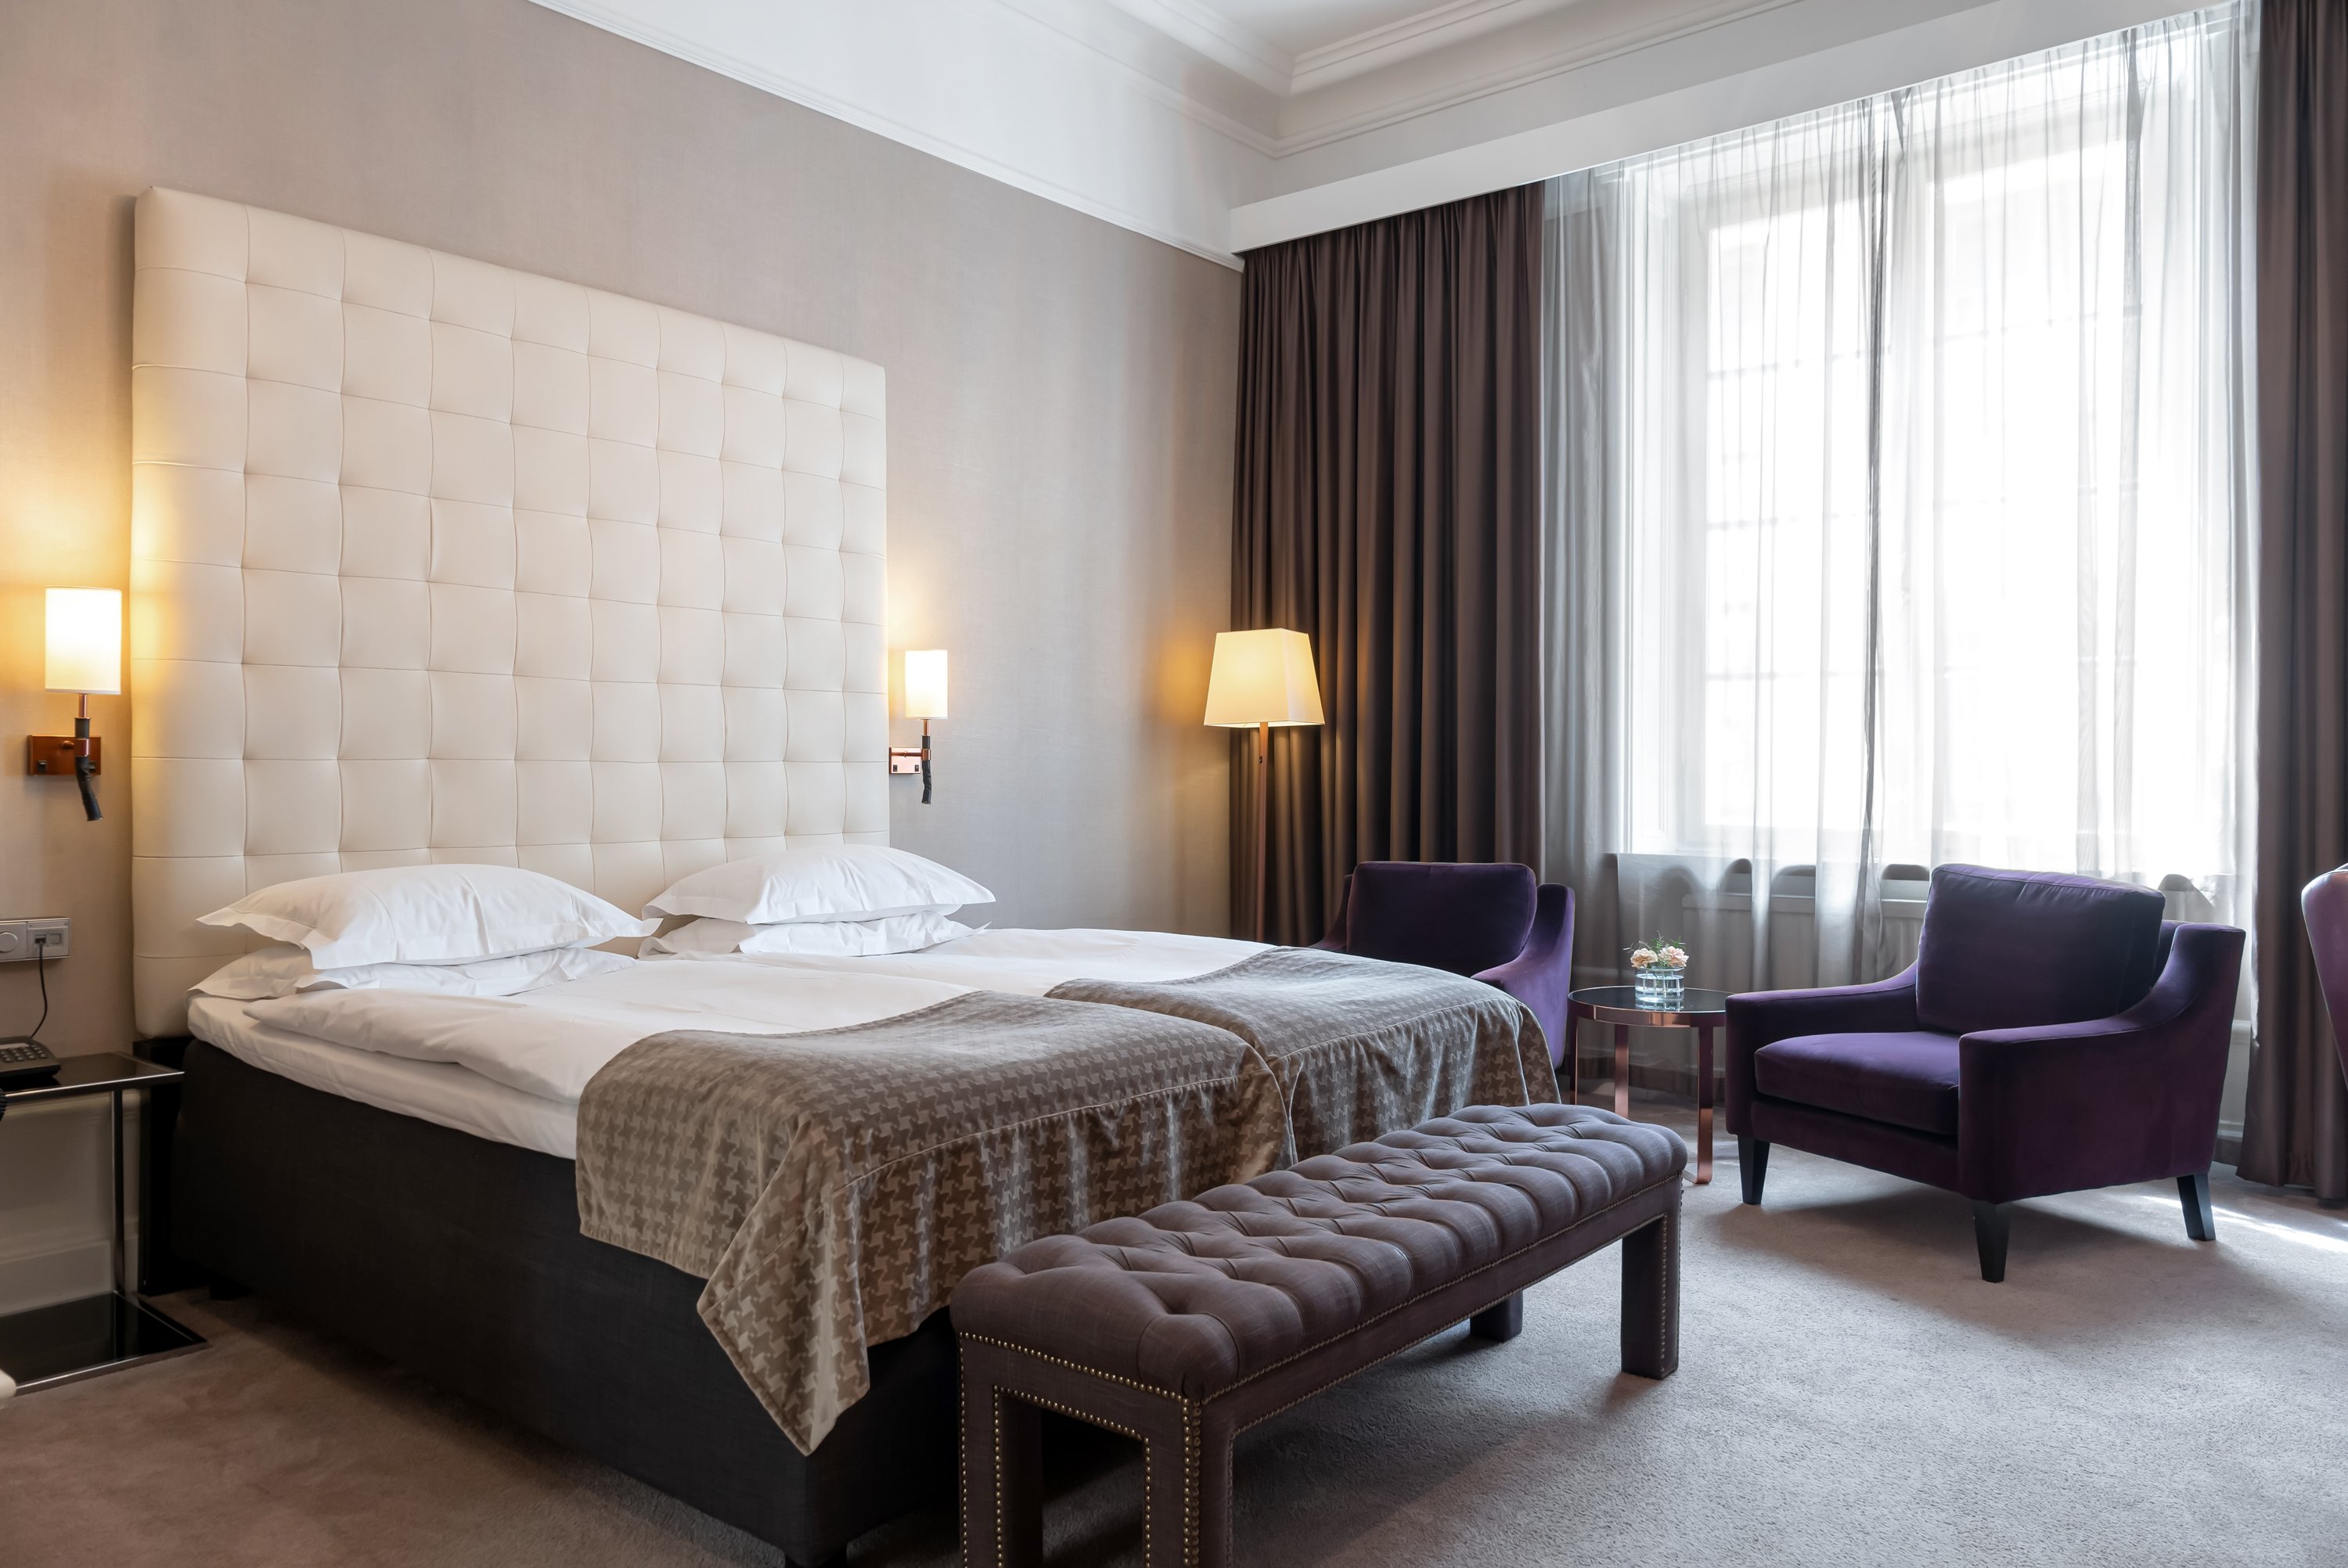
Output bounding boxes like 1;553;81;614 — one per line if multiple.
128;189;887;1034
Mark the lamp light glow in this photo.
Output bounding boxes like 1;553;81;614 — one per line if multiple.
45;588;122;696
1204;629;1323;728
904;649;949;720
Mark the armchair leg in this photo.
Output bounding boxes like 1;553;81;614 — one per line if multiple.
1738;1137;1770;1206
2178;1171;2215;1242
1972;1201;2010;1283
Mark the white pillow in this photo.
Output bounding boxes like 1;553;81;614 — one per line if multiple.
198;865;657;969
643;845;994;926
195;944;635;1002
643;912;974;959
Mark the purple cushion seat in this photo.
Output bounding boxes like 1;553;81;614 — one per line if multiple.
1341;861;1538;980
1912;864;2165;1036
1752;1030;1964;1137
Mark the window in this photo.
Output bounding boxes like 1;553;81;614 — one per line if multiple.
1546;3;2254;984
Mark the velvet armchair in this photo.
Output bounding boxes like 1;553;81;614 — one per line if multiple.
1726;864;2244;1281
2303;865;2348;1094
1313;861;1576;1072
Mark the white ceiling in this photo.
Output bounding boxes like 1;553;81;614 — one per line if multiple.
530;0;2191;266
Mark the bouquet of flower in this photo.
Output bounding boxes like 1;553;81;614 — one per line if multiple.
1628;936;1690;972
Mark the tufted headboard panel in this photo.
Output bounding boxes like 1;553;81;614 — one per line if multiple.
128;189;888;1035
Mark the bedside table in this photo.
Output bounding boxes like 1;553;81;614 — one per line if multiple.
0;1053;204;1392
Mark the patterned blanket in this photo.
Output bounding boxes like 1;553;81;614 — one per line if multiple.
1049;946;1550;1160
574;991;1287;1454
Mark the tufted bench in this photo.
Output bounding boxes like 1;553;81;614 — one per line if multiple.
953;1103;1685;1566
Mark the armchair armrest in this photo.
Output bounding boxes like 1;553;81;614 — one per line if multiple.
1725;967;1920;1131
1309;874;1354;951
1476;884;1575;1070
1957;923;2245;1203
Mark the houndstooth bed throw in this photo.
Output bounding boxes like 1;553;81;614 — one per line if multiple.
1049;947;1553;1160
574;991;1287;1454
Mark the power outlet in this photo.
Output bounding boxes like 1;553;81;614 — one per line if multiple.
0;919;67;962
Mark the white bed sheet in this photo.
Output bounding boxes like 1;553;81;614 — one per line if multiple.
191;959;975;1157
190;994;588;1158
186;929;1262;1160
687;926;1266;994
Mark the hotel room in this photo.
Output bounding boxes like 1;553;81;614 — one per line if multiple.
0;0;2342;1563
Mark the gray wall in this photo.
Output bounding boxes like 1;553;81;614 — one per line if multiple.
0;0;1242;1059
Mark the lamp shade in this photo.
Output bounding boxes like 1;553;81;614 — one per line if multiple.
45;588;121;696
904;649;948;719
1205;628;1323;728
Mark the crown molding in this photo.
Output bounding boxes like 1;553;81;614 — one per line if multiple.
528;0;1264;266
1289;0;1579;93
1102;0;1296;93
532;0;2182;271
1274;0;1802;154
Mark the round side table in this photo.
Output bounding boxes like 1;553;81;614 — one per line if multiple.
1565;986;1730;1184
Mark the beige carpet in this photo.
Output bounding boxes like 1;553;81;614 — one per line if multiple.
7;1117;2346;1566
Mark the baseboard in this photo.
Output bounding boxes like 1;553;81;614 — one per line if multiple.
0;1235;113;1316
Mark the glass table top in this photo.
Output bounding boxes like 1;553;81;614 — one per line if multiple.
1568;984;1730;1020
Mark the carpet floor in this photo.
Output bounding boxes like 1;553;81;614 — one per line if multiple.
5;1117;2345;1566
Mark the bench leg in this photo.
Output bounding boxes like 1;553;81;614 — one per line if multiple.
1468;1291;1524;1343
960;1350;1045;1567
1142;1400;1230;1568
1619;1198;1680;1379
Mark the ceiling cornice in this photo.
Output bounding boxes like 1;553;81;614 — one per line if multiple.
1276;0;1803;153
1290;0;1579;93
531;0;2178;266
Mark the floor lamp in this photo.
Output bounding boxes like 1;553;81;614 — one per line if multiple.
1205;629;1324;943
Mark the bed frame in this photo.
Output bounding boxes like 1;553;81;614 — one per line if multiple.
159;1038;955;1567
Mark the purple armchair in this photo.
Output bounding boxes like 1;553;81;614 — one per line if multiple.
2304;866;2348;1092
1313;861;1576;1074
1726;864;2244;1281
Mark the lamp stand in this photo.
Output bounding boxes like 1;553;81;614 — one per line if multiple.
920;718;932;806
73;695;99;822
1252;720;1269;944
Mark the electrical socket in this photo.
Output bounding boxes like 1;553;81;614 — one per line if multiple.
0;919;67;962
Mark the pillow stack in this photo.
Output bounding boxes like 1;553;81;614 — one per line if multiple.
642;845;992;958
193;864;652;1001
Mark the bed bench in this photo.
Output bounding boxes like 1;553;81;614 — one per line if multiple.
952;1103;1686;1566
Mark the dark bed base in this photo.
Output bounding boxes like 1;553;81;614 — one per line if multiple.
165;1040;957;1567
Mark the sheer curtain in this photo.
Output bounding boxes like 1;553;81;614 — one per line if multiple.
1543;4;2257;1004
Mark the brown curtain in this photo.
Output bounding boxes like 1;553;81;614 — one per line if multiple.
1230;184;1544;944
2240;0;2348;1196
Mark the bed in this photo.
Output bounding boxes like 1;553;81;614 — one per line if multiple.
129;188;1549;1566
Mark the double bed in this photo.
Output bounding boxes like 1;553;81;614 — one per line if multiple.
130;188;1553;1565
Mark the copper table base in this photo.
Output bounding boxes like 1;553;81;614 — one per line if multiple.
1564;986;1730;1184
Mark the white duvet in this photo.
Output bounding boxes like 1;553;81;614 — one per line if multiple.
200;929;1266;1149
674;925;1266;994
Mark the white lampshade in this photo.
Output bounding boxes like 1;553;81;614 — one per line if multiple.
904;649;949;720
45;588;122;696
1205;628;1323;728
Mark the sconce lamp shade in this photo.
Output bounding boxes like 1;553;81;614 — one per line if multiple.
904;649;949;720
45;588;122;696
1205;628;1323;728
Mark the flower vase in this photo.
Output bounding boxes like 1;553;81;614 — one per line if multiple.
1633;965;1686;1010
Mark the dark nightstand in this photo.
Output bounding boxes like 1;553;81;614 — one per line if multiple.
0;1053;204;1392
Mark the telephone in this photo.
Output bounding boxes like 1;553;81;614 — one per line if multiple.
0;1039;61;1087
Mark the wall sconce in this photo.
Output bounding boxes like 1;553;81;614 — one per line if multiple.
1205;628;1323;942
32;588;121;822
891;649;948;805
